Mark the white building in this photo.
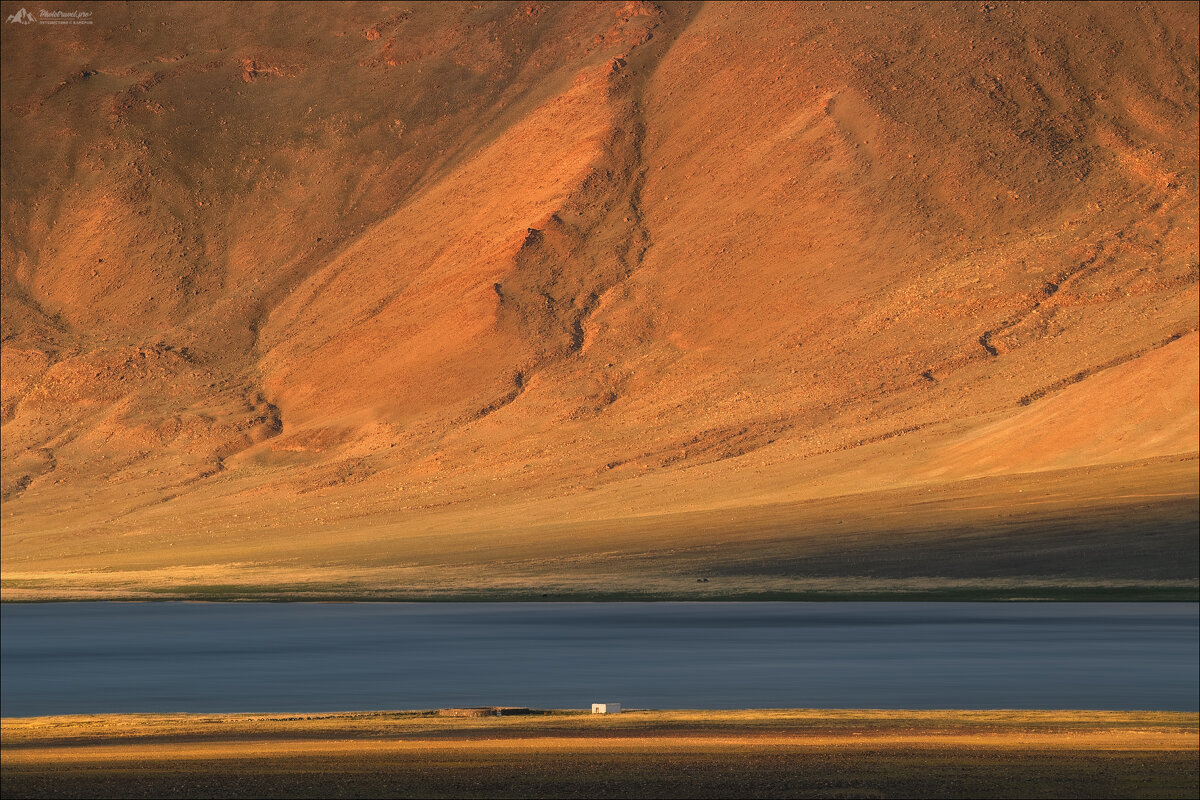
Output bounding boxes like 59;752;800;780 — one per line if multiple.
591;702;621;714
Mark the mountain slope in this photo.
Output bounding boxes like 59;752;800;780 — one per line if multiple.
1;1;1196;598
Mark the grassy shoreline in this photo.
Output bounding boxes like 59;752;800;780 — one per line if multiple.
3;709;1197;799
3;587;1197;603
6;458;1197;608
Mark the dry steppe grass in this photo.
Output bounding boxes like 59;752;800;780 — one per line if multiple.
3;455;1195;600
3;710;1197;799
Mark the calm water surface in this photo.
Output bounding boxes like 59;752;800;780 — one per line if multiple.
2;602;1196;716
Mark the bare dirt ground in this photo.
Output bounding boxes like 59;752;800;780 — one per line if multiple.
3;710;1197;799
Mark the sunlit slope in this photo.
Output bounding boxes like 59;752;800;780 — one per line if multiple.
1;1;1196;593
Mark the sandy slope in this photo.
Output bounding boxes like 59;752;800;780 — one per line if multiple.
1;2;1197;595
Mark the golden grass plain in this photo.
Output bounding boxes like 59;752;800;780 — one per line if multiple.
4;455;1195;601
3;710;1197;799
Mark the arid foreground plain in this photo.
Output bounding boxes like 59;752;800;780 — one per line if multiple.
3;710;1198;800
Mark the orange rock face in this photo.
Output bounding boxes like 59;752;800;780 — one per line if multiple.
1;2;1196;591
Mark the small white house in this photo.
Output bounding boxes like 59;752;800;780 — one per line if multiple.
592;702;621;714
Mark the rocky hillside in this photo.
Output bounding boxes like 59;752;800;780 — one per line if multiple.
2;1;1196;596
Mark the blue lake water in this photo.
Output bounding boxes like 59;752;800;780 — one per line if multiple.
1;602;1197;716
